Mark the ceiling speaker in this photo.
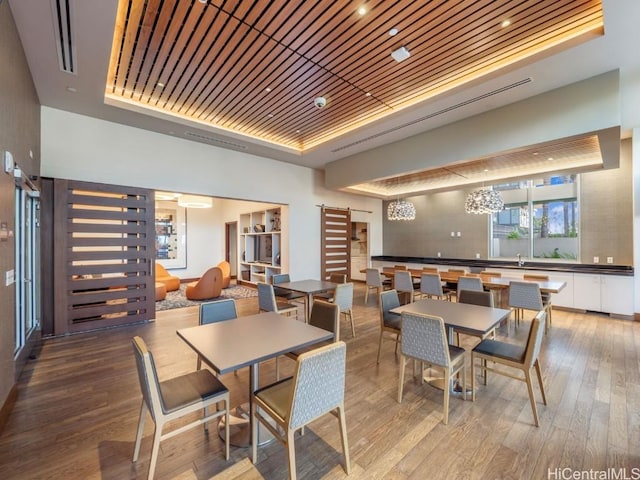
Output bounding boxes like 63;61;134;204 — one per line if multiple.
391;46;410;62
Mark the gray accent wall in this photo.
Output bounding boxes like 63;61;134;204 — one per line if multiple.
383;138;633;265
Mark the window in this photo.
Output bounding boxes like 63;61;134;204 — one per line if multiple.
490;175;578;261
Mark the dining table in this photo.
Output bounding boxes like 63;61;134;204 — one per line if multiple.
272;279;337;322
375;267;566;307
391;298;511;394
177;311;333;448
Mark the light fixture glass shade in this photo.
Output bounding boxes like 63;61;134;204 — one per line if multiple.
387;199;416;221
177;194;213;208
465;188;504;214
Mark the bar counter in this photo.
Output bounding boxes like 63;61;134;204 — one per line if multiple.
371;256;633;276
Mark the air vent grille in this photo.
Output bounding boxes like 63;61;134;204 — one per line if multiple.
184;132;248;150
332;78;533;153
51;0;76;73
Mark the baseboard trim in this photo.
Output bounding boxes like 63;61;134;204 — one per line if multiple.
0;384;18;435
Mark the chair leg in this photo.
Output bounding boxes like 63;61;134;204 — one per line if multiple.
364;286;369;304
376;330;384;364
461;360;467;402
397;355;406;403
197;356;202;370
394;333;400;354
148;424;163;480
276;356;280;381
443;366;451;425
348;311;356;338
133;401;147;462
471;354;476;402
337;404;351;474
524;369;540;427
534;360;547;405
286;429;297;480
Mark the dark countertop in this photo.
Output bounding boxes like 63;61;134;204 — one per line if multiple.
371;256;634;276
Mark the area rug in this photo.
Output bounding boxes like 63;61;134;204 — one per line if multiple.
156;284;257;311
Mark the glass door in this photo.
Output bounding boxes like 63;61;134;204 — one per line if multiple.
15;186;40;355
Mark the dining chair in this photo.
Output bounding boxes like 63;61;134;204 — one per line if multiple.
258;282;300;378
287;300;340;359
333;282;356;337
364;268;391;304
480;271;502;277
394;270;416;304
251;342;350;480
523;274;553;330
313;272;347;301
271;273;305;304
471;310;548;427
419;272;452;301
454;289;496;345
377;289;401;364
257;282;299;320
508;280;545;331
397;312;466;425
422;267;439;273
456;275;483;300
197;298;237;370
443;268;465;296
132;336;230;480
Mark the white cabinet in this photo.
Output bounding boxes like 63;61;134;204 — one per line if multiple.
238;207;287;285
600;275;634;316
568;273;601;311
567;273;634;315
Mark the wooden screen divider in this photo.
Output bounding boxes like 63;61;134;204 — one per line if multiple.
46;179;155;335
320;207;351;281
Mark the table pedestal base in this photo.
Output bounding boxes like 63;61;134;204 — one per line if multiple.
422;371;472;398
218;404;275;448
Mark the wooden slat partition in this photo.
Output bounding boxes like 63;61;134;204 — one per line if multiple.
48;179;155;335
320;207;351;281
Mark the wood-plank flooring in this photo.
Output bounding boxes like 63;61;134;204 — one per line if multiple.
1;282;639;479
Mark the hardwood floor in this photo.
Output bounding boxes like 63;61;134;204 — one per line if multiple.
1;283;639;479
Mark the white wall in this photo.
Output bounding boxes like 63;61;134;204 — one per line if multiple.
40;107;383;280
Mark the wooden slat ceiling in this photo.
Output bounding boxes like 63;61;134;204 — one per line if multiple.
107;0;603;153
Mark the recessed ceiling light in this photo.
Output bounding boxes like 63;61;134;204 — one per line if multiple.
198;0;207;4
365;92;371;97
265;87;271;93
267;113;274;118
66;86;77;93
548;157;554;161
296;130;301;133
357;6;366;15
501;19;511;28
484;168;489;172
157;82;165;88
389;27;398;36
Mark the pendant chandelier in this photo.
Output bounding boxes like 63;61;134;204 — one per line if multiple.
387;199;416;221
464;188;504;214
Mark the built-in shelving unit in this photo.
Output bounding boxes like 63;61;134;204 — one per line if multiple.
238;206;287;285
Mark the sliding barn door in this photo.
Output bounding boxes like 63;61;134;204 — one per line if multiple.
320;207;351;280
46;179;155;335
